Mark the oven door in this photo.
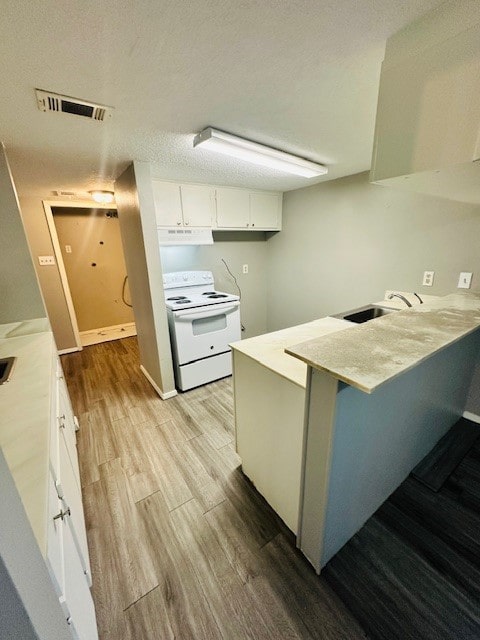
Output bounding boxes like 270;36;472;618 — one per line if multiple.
170;301;241;365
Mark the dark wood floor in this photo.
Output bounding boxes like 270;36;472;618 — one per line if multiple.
324;433;480;640
61;338;366;640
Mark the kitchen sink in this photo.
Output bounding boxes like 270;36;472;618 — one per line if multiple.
0;357;16;384
333;304;398;324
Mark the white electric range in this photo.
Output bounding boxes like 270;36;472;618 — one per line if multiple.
163;271;241;391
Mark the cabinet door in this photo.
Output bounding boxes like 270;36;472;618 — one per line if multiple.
63;516;99;640
59;429;91;584
57;367;81;489
371;25;480;182
215;188;250;228
46;469;64;597
47;469;98;640
180;184;214;227
152;181;183;227
249;192;281;229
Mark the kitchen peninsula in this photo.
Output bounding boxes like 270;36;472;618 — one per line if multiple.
232;293;480;574
288;292;480;572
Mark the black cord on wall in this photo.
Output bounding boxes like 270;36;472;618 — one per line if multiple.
122;275;133;308
221;258;245;332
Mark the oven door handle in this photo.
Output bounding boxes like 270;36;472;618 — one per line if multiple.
174;302;239;321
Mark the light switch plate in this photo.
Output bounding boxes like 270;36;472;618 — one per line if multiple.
38;255;56;266
458;272;473;289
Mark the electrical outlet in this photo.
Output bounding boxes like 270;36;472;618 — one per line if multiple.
458;272;473;289
65;245;72;253
422;271;434;286
242;264;249;274
38;255;56;266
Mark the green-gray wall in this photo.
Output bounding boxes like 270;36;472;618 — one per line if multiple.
266;170;480;413
266;171;480;332
0;145;45;324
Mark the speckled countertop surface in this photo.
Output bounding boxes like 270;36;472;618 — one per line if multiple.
286;293;480;394
231;317;352;388
0;318;55;555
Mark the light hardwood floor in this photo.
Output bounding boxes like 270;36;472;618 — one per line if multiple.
61;338;366;640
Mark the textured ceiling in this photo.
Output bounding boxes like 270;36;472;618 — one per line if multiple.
0;0;444;197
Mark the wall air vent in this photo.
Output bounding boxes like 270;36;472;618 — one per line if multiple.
35;89;113;122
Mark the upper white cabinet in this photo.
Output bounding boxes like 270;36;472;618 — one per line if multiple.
215;188;250;228
215;187;282;230
152;180;282;231
152;181;214;228
370;5;480;202
249;192;282;229
180;184;215;227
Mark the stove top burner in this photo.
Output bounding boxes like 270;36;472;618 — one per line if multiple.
207;294;228;299
202;291;217;295
174;299;191;304
168;296;188;300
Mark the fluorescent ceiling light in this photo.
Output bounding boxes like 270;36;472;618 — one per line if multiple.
89;190;115;204
193;127;327;178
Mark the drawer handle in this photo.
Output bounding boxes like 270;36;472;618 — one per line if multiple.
53;508;71;522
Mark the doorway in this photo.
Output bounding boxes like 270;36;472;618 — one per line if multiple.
45;202;136;348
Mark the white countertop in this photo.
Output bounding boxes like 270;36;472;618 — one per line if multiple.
287;293;480;393
230;317;352;388
0;318;55;554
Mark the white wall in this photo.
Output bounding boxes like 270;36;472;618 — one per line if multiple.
266;171;480;332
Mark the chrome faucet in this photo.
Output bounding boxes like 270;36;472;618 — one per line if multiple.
387;293;412;307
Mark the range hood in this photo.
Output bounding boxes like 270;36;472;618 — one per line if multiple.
158;228;213;246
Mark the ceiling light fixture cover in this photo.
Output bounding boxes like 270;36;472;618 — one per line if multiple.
193;127;327;178
89;190;115;204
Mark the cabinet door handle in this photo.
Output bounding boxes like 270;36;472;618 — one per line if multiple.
53;507;71;522
177;221;182;225
55;480;65;499
185;220;190;225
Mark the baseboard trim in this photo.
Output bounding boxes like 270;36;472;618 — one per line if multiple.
140;365;177;400
463;411;480;425
80;322;137;347
58;346;82;355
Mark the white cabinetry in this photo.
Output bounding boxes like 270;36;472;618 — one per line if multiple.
215;188;250;228
152;181;214;228
370;9;480;198
215;187;282;230
46;359;98;640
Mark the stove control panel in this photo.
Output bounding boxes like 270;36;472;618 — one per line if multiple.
163;270;214;289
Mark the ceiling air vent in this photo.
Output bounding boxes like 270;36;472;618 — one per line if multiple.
51;190;77;197
35;89;113;122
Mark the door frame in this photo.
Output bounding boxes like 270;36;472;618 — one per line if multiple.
42;199;119;351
